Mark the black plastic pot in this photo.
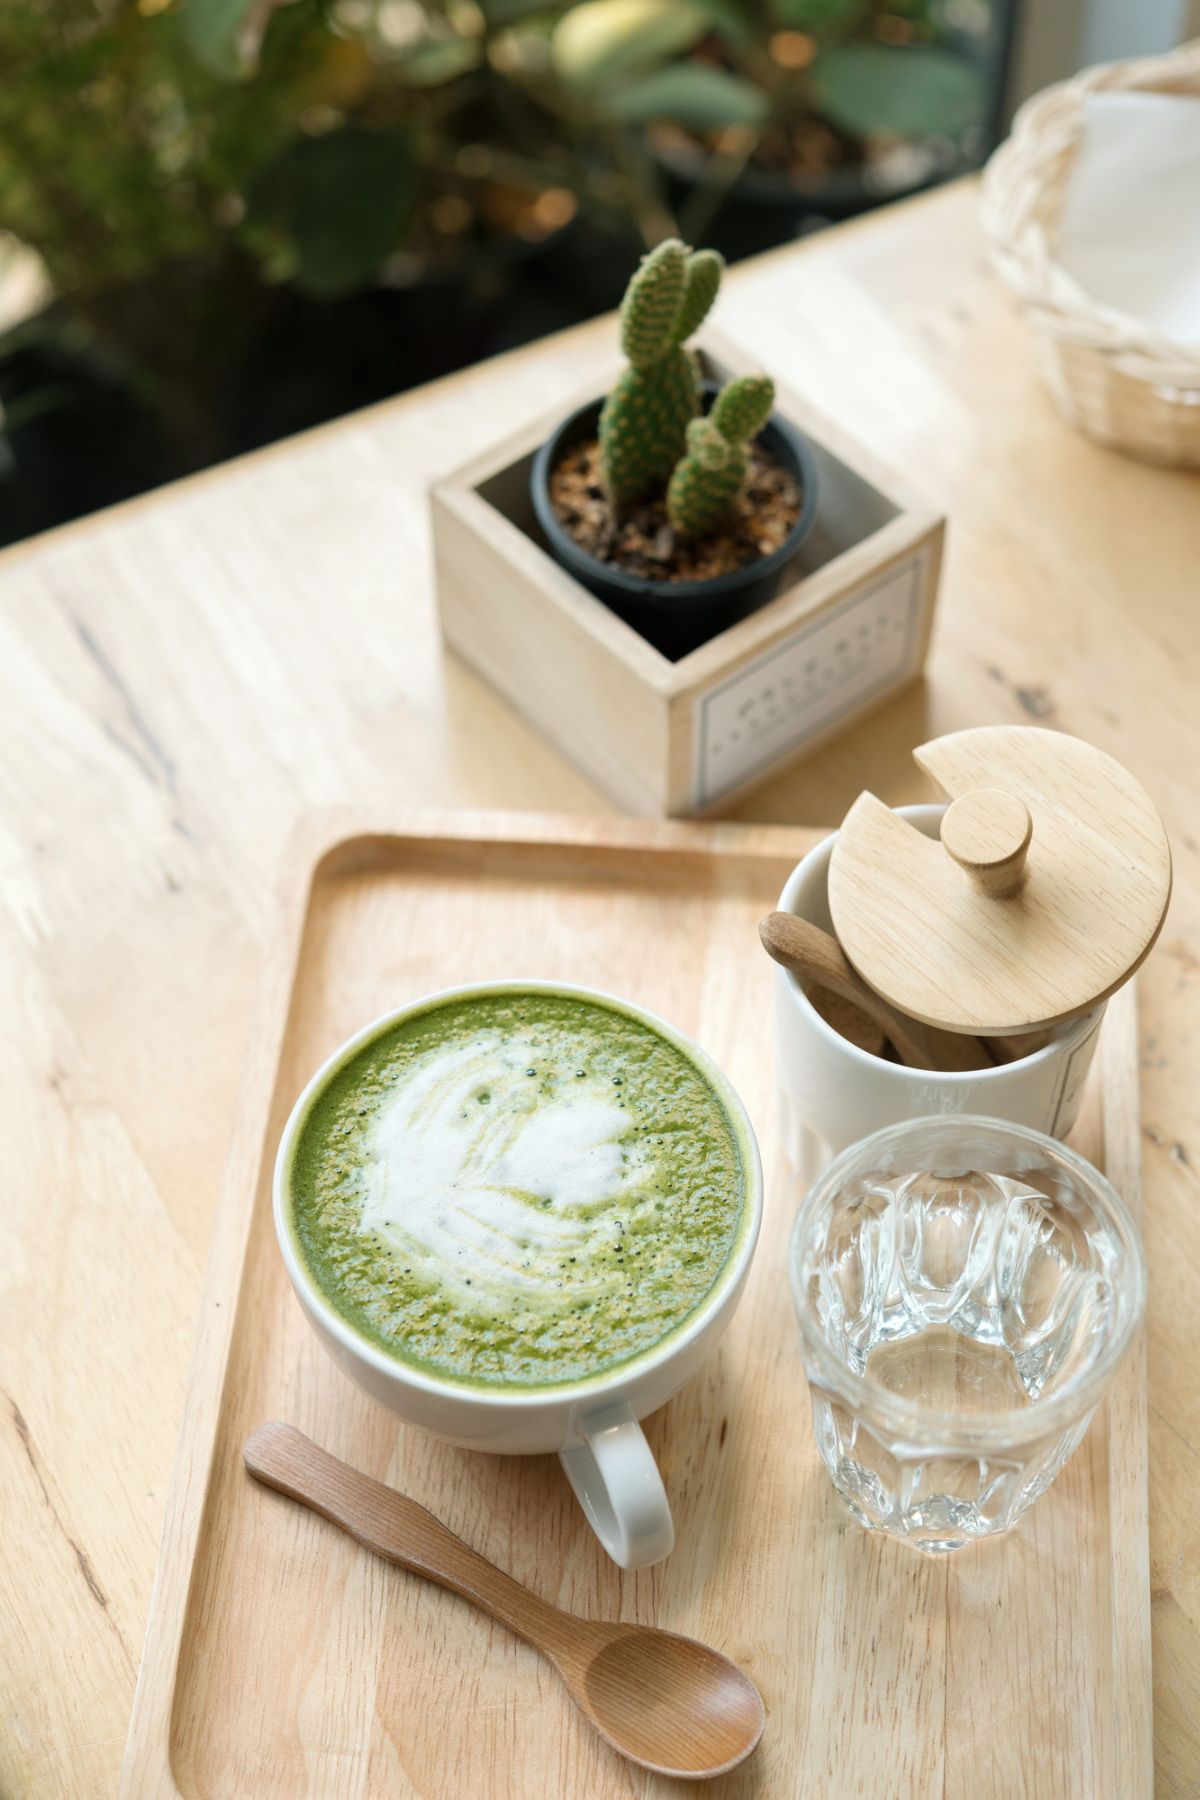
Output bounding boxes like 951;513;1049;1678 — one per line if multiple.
649;136;972;264
530;385;818;662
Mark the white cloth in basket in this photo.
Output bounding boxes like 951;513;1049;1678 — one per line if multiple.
1057;91;1200;344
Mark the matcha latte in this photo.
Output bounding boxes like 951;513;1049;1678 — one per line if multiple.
282;989;750;1393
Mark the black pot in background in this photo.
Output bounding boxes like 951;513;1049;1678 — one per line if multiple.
650;137;971;265
530;384;818;663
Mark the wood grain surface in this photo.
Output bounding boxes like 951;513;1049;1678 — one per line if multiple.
1;178;1197;1796
120;815;1147;1799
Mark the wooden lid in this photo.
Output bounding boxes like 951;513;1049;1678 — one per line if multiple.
828;726;1172;1035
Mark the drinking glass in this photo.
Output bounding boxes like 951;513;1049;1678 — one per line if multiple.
788;1115;1145;1552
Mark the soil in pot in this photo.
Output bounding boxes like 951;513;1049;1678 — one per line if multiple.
549;437;802;586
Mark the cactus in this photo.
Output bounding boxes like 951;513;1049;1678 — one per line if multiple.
666;375;775;540
598;239;724;509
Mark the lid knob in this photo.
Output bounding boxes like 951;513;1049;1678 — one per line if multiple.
940;788;1032;898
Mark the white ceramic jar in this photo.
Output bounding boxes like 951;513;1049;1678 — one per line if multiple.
773;806;1105;1179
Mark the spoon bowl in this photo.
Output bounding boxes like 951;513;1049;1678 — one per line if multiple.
245;1422;765;1781
576;1622;765;1777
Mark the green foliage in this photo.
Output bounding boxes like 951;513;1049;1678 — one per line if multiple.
671;249;722;346
712;372;773;442
182;0;265;80
811;43;987;140
482;0;561;19
0;0;329;299
606;64;768;130
769;0;865;28
599;352;700;508
553;0;991;161
0;0;587;389
551;0;738;85
0;0;993;340
246;129;417;297
552;0;712;85
599;237;726;508
667;372;773;539
0;0;994;502
390;36;485;87
618;237;686;366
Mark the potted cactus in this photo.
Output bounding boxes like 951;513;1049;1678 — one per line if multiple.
531;239;816;660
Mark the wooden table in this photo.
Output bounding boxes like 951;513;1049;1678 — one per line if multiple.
2;180;1197;1798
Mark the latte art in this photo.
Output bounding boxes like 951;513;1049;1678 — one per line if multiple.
287;990;747;1391
361;1031;650;1305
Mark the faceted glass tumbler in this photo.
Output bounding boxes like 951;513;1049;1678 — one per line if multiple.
788;1115;1145;1553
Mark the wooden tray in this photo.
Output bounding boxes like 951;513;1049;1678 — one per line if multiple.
121;811;1151;1799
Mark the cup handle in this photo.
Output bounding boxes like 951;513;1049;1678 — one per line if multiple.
559;1401;674;1570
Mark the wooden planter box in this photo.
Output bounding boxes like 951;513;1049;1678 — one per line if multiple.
432;334;944;817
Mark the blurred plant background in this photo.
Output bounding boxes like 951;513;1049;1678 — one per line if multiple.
0;0;1013;544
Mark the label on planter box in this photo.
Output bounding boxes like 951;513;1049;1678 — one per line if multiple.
692;553;927;810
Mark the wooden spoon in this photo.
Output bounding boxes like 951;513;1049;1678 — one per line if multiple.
245;1423;765;1781
760;913;1052;1067
758;911;993;1072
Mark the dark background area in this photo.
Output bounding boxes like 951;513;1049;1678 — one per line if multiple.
0;0;1020;548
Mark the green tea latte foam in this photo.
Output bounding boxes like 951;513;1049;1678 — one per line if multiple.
286;990;748;1391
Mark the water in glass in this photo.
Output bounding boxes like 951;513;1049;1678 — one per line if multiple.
790;1120;1144;1552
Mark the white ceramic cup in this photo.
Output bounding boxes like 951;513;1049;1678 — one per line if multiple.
274;979;763;1571
773;805;1105;1180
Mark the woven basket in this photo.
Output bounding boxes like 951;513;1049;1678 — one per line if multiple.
982;40;1200;468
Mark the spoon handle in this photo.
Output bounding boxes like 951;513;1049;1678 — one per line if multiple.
245;1423;576;1659
758;912;992;1072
